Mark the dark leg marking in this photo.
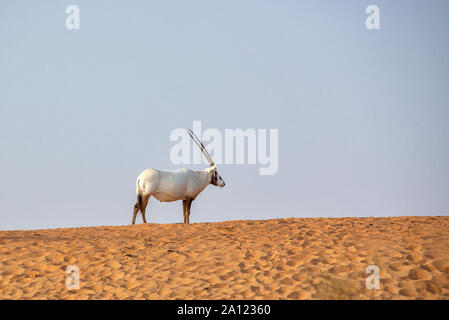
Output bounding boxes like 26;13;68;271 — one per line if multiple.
186;198;193;224
182;200;187;224
140;196;149;223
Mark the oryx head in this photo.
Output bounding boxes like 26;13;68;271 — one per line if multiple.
187;129;226;188
208;164;225;188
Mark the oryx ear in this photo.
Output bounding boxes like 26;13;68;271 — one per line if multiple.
208;164;216;172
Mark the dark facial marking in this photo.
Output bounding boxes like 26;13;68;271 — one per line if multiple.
210;171;218;186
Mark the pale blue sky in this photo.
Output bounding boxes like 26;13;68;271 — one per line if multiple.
1;0;448;230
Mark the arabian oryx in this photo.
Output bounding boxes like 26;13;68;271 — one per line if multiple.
131;129;225;225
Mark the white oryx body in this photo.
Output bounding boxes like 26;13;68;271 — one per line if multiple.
131;129;225;225
136;168;215;203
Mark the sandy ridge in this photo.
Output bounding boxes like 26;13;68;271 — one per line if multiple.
0;216;448;299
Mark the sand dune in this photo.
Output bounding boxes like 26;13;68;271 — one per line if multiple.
1;216;448;299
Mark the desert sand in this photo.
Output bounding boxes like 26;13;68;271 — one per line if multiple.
0;216;449;299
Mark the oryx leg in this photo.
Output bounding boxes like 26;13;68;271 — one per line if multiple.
182;200;188;224
186;198;193;224
132;203;139;225
140;196;150;223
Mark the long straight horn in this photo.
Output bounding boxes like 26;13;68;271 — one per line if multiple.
187;128;214;166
